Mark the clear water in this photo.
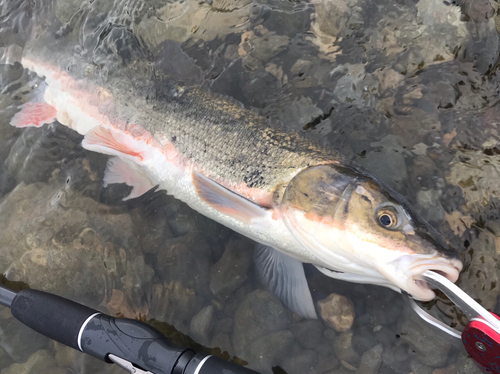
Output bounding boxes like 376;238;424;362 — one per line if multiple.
0;0;498;373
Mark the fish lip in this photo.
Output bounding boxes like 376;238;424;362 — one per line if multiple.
380;253;463;301
404;255;463;301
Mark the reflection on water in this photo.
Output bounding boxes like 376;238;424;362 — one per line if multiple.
0;0;499;373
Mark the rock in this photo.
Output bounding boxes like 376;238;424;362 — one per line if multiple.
351;325;379;354
290;319;324;349
410;359;434;374
190;305;215;345
155;235;212;296
318;293;355;332
280;349;318;374
211;332;233;353
315;353;340;373
332;331;360;366
1;349;59;374
0;318;49;363
148;281;204;331
214;317;233;334
0;181;148;312
453;351;483;374
355;344;383;374
232;290;290;355
246;330;295;373
210;238;253;300
373;326;398;347
381;342;410;373
399;311;451;367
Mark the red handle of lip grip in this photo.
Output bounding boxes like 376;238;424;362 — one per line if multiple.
462;312;500;374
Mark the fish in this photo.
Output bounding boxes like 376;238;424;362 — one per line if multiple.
7;18;463;319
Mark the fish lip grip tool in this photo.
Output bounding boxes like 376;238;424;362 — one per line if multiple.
403;270;500;374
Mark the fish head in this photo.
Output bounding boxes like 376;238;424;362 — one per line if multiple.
279;163;463;301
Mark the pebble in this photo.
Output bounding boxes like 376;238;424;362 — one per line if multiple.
355;344;383;374
211;332;233;353
318;293;355;332
332;331;360;367
190;305;215;345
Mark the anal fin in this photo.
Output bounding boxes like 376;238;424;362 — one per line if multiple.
10;102;57;128
254;244;317;319
192;170;266;224
104;156;155;200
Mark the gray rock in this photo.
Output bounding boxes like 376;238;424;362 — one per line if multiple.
155;235;212;296
247;330;295;373
364;287;404;326
280;349;318;374
190;305;215;345
381;342;409;372
409;359;434;374
1;349;59;374
214;317;233;334
355;344;383;374
290;319;324;349
211;332;233;353
210;238;253;300
332;331;360;366
454;351;483;374
318;293;355;332
399;312;451;367
0;317;48;363
373;326;398;347
315;353;340;373
351;325;379;354
232;290;290;355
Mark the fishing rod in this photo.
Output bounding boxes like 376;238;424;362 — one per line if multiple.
0;284;259;374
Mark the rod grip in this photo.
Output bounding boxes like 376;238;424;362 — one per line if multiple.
10;289;99;351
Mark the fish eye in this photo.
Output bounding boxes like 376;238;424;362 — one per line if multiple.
376;206;399;230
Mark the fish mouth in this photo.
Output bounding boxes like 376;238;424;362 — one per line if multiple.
405;255;463;301
382;253;463;301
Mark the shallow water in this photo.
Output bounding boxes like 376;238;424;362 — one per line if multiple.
0;0;498;373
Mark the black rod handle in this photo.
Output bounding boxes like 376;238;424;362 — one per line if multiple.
10;289;99;351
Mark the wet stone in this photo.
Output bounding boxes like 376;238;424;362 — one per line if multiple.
380;342;410;373
280;348;318;374
351;325;379;354
0;317;48;363
155;235;212;296
211;332;232;353
318;293;355;332
210;238;253;300
190;305;215;346
332;331;360;367
399;312;451;367
232;290;290;356
355;344;383;374
291;319;324;349
364;287;404;326
410;359;435;374
0;349;61;374
247;330;295;373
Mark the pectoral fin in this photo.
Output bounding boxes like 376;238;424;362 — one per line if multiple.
254;244;317;319
104;156;155;200
192;170;266;224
